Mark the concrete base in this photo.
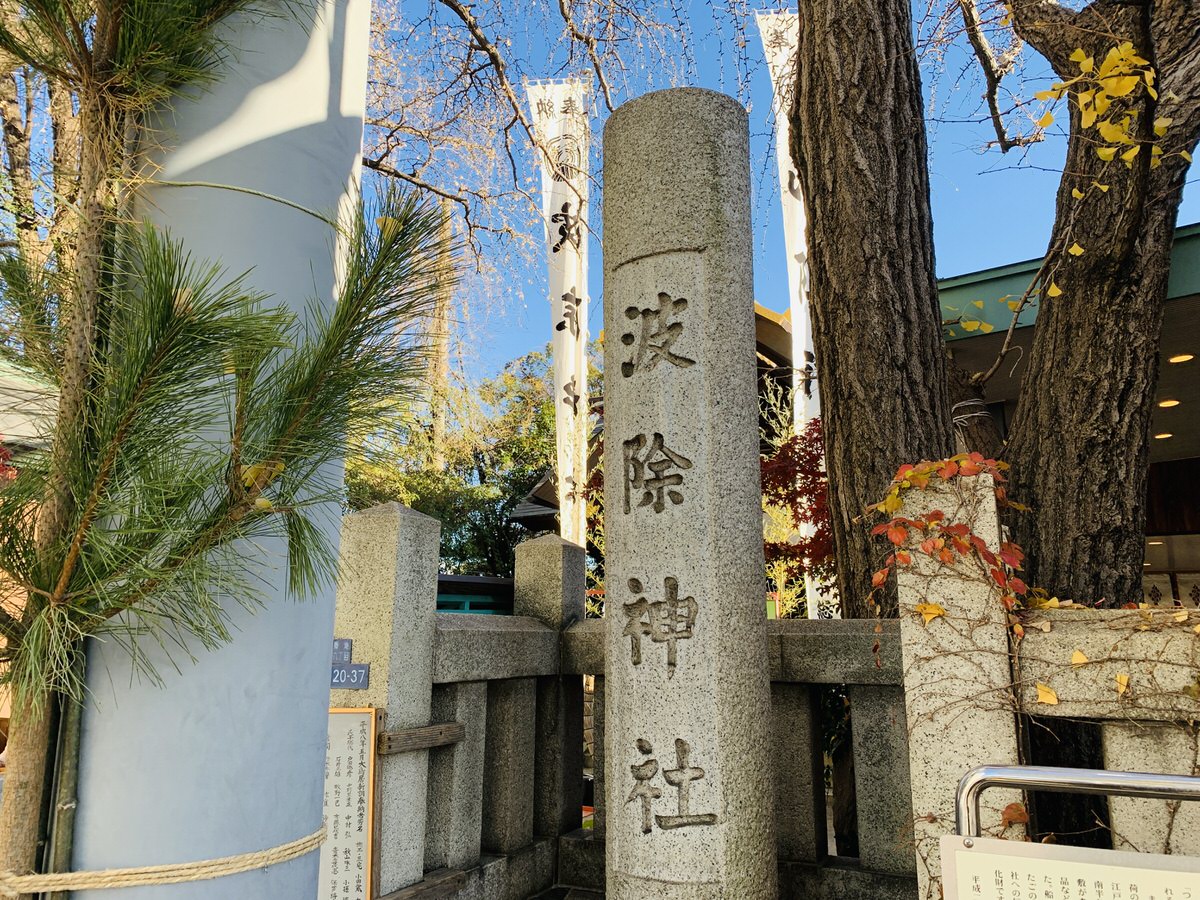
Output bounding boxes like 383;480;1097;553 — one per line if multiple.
380;839;556;900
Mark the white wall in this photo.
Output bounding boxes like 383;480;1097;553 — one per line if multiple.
72;1;370;896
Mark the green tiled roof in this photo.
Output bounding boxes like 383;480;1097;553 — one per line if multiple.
939;221;1200;341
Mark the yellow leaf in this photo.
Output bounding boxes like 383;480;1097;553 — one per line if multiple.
1101;75;1140;97
1034;89;1061;102
1097;118;1131;144
1079;56;1094;74
1007;300;1021;312
1182;150;1194;163
1194;624;1200;635
1069;48;1088;63
1121;145;1140;163
1036;683;1059;705
1173;610;1188;623
1115;673;1130;696
1096;146;1118;161
962;319;980;332
978;322;994;334
1037;111;1054;128
254;497;274;511
1154;117;1173;137
1046;282;1063;298
973;300;985;309
1070;650;1088;667
915;602;946;626
1147;84;1158;101
1068;243;1085;256
1093;182;1110;192
882;492;903;514
1071;187;1085;200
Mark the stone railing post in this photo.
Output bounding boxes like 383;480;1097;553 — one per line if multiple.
330;503;440;894
895;478;1023;899
602;87;778;898
514;535;587;841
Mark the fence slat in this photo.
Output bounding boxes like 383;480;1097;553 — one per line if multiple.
849;685;916;876
481;677;537;855
424;682;488;871
772;682;827;862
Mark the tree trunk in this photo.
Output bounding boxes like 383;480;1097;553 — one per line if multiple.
1005;0;1200;606
947;354;1005;457
789;0;955;618
0;696;53;896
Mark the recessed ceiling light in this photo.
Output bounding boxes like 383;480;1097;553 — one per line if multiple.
1154;432;1173;439
1148;540;1164;546
1159;399;1180;408
1168;354;1194;363
1143;561;1151;567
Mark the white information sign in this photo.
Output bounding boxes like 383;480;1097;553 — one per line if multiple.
319;708;377;900
942;835;1200;899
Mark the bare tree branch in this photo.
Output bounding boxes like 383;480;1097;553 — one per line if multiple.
957;0;1042;152
556;0;614;112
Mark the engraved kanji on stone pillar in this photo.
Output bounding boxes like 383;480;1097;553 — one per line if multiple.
602;88;777;899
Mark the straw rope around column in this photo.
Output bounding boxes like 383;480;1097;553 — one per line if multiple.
0;824;325;896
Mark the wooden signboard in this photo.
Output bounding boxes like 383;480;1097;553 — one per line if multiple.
942;834;1200;899
319;708;378;900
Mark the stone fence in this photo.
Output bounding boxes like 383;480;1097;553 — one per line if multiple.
330;487;1199;900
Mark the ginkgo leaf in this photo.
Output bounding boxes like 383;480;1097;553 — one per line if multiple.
1071;649;1088;667
1007;300;1022;312
1183;151;1194;163
1036;683;1059;705
1121;145;1140;163
1069;48;1088;63
962;320;980;332
973;300;985;309
1037;111;1054;128
1097;146;1119;161
1116;673;1130;696
1154;117;1173;137
1071;187;1085;199
1068;243;1085;256
1101;75;1140;97
1093;182;1110;192
914;602;945;626
1193;623;1200;635
1046;282;1063;298
1034;88;1062;102
1097;119;1131;143
1172;610;1188;623
978;322;994;333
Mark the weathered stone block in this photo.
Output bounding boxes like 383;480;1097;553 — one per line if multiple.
534;674;584;838
849;684;915;876
514;534;586;629
482;677;536;855
433;614;558;683
425;680;487;871
331;503;440;893
771;682;826;862
1102;722;1200;855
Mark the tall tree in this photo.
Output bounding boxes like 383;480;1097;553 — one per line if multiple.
1001;0;1200;606
790;0;956;618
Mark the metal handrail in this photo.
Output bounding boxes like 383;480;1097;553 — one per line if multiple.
956;765;1200;837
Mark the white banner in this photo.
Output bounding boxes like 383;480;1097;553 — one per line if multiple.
757;11;819;429
527;79;590;547
758;12;835;618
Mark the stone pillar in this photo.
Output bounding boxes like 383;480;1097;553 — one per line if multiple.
849;685;914;876
1102;723;1200;856
72;4;370;898
602;87;778;899
515;535;586;839
425;681;488;871
331;503;441;893
593;675;607;840
896;478;1023;898
481;677;537;855
771;683;825;862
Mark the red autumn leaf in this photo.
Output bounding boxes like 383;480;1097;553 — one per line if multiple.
872;568;890;587
895;550;912;565
887;525;907;545
939;460;959;479
1000;594;1017;611
920;538;938;555
938;548;954;564
926;509;946;522
1008;577;1028;595
990;567;1008;587
895;463;915;480
871;522;891;536
959;459;982;476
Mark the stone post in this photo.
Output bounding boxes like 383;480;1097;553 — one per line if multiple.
602;87;778;899
514;535;586;838
896;478;1023;899
330;503;441;894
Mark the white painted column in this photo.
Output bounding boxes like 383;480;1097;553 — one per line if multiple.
602;88;778;899
72;2;370;897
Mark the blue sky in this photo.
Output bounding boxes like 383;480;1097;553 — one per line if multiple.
448;4;1200;379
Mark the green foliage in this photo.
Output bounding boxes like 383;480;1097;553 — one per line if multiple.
0;189;450;706
344;347;557;576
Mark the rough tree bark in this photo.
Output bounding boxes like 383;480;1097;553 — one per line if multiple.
789;0;955;618
1005;0;1200;607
